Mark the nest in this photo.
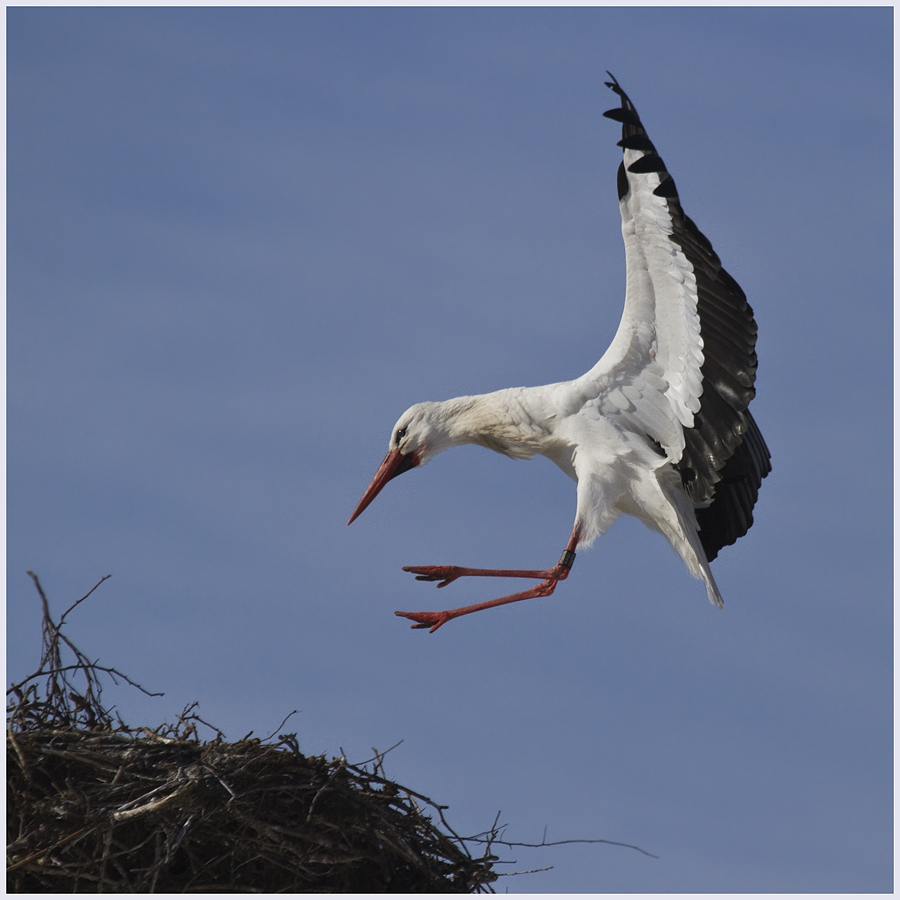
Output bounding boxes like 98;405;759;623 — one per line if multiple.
7;574;498;892
7;730;497;892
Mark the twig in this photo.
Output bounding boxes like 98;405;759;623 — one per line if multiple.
174;702;225;742
463;814;658;859
499;865;555;876
261;710;299;743
355;739;404;771
6;827;93;873
58;574;112;628
7;664;163;699
492;836;658;858
112;783;193;822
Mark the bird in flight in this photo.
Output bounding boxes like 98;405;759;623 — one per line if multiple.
349;75;771;632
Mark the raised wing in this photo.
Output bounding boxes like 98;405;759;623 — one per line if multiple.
597;74;771;559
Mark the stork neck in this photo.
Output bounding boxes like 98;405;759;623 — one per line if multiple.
438;389;550;460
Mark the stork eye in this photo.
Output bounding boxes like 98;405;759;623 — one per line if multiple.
395;427;407;442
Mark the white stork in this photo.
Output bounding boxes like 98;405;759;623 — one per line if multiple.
349;75;771;632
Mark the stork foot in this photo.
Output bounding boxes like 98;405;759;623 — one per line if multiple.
402;565;466;588
394;609;453;633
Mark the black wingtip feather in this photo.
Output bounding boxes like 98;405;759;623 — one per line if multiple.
618;134;656;152
696;413;771;560
603;107;642;126
627;155;667;174
652;177;679;199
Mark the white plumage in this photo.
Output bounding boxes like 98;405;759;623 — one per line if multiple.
349;75;771;632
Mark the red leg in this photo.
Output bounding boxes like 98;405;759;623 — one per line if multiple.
395;531;580;632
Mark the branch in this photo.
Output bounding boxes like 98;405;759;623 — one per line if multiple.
491;835;658;859
7;664;163;699
462;812;658;860
58;573;112;627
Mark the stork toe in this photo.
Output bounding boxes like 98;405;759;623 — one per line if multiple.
394;609;450;632
402;565;462;588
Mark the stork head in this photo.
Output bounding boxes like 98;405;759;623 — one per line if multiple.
347;401;455;525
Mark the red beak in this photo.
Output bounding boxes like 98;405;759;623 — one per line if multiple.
348;449;417;525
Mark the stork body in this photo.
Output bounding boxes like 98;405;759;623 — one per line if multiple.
349;76;771;632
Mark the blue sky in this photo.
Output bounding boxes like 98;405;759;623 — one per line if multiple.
8;7;892;893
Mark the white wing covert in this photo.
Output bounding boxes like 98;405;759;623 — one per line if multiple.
596;75;771;561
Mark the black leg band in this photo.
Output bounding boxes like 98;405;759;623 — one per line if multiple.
558;549;576;569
